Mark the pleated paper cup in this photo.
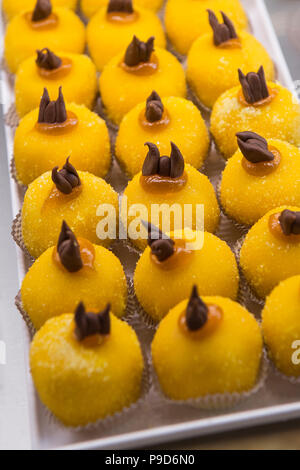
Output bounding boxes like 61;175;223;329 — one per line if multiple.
152;349;269;411
234;237;265;309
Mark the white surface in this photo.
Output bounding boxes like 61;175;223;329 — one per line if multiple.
1;0;300;450
0;36;31;455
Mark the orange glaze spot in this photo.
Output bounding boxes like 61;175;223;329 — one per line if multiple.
41;185;82;213
140;171;188;194
150;238;194;270
71;320;110;348
35;110;78;135
242;146;281;176
25;12;59;30
217;37;242;49
139;108;171;130
80;334;109;348
238;87;278;107
120;53;159;76
178;304;223;340
269;212;300;244
53;237;96;271
106;11;139;24
37;57;73;80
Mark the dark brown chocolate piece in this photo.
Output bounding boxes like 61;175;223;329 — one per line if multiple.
145;91;164;122
52;157;81;194
74;302;111;341
57;221;83;272
38;87;67;124
32;0;52;22
236;131;274;163
36;48;62;70
238;66;269;104
124;36;155;67
207;9;238;46
142;220;175;262
107;0;133;14
170;142;184;178
142;142;185;178
142;142;160;176
186;285;208;331
279;210;300;236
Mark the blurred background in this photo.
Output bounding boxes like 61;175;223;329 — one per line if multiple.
266;0;300;79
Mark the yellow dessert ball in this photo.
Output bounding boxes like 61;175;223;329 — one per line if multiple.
30;312;143;426
187;31;275;109
134;230;239;322
165;0;248;56
152;296;262;399
87;7;166;71
21;243;127;330
15;52;97;118
22;170;118;258
14;102;111;186
100;48;186;125
220;139;300;226
262;275;300;378
2;0;77;21
4;8;85;74
240;206;300;298
122;164;220;251
116;96;209;177
81;0;163;18
211;82;300;159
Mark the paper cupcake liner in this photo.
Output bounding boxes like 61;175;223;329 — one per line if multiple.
196;136;213;176
1;56;15;86
187;83;212;118
1;9;7;27
166;39;186;64
10;157;28;195
5;103;19;129
95;95;119;136
10;157;18;184
214;213;241;249
270;359;300;385
216;177;251;236
200;145;224;192
12;210;35;262
127;277;158;331
15;291;36;337
210;132;231;162
113;154;134;183
234;237;265;309
151;348;269;411
116;226;143;257
262;343;300;385
11;210;35;264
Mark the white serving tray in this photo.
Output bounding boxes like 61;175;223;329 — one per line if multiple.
1;0;300;450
